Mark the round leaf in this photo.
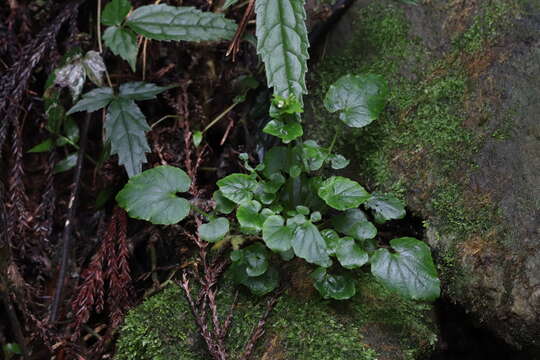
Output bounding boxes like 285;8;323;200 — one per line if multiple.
263;118;303;143
292;222;331;267
217;173;258;204
318;176;370;210
332;208;368;235
199;217;229;243
311;267;356;300
262;215;294;252
244;243;269;277
237;201;265;234
240;266;279;296
335;237;369;269
213;190;236;214
321;229;340;256
364;193;406;222
370;237;441;301
116;165;192;225
324;74;388;128
349;221;377;240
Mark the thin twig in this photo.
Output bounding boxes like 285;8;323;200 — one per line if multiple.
50;112;91;323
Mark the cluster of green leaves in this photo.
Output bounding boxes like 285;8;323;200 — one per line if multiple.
118;74;440;301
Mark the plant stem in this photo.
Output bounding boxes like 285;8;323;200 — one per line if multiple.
151;115;181;129
203;102;238;133
97;0;103;53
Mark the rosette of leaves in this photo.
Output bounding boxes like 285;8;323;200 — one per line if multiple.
101;0;237;71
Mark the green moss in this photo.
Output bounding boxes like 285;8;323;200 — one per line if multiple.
115;274;437;360
453;0;520;53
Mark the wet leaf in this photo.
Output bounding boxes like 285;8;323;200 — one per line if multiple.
262;215;294;252
311;267;356;300
217;173;258;204
318;176;370;210
199;217;230;243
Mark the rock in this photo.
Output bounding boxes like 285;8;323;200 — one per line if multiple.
305;0;540;351
115;273;437;360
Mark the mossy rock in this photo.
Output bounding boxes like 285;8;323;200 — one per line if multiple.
304;0;540;350
115;273;437;360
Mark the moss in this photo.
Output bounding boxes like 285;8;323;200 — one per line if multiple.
306;1;512;243
115;274;437;360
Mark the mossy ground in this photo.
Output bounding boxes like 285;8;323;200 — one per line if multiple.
115;273;437;360
305;0;521;292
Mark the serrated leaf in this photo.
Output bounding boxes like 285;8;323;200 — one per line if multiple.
119;81;174;100
213;190;236;214
116;165;192;224
82;50;106;86
311;267;356;300
54;153;78;174
364;193;406;222
371;237;440;301
54;62;86;101
102;0;132;26
335;237;369;269
292;221;331;267
217;173;258;204
263;118;303;143
67;87;114;114
199;217;229;242
105;98;151;177
255;0;309;102
318;176;370;210
103;26;138;72
262;215;294;252
324;74;388;128
126;4;237;42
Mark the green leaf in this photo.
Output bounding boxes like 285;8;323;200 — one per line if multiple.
222;0;240;9
213;190;236;214
119;81;174;100
217;173;258;204
263;118;303;143
292;221;331;267
28;138;55;153
332;209;367;234
318;176;370;210
262;146;301;178
237;201;265;234
329;154;349;169
126;4;237;42
324;74;388;128
364;193;406;222
244;242;269;277
105;98;150;177
311;267;356;300
199;217;229;243
321;229;340;256
53;153;78;174
300;140;327;171
229;262;279;296
193;130;203;147
103;26;138;72
102;0;132;26
262;215;294;252
255;0;309;102
116;165;192;225
82;50;107;87
335;237;369;269
67;87;114;114
349;221;377;241
371;237;440;301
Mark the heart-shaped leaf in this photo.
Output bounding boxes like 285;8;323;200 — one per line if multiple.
332;208;367;234
213;190;236;214
335;237;369;269
324;74;388;128
199;217;229;243
116;165;192;225
236;201;265;234
292;221;331;267
217;173;258;204
244;242;269;277
364;193;406;222
329;154;349;169
318;176;370;210
371;237;440;301
263;118;303;143
311;267;356;300
262;215;294;252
